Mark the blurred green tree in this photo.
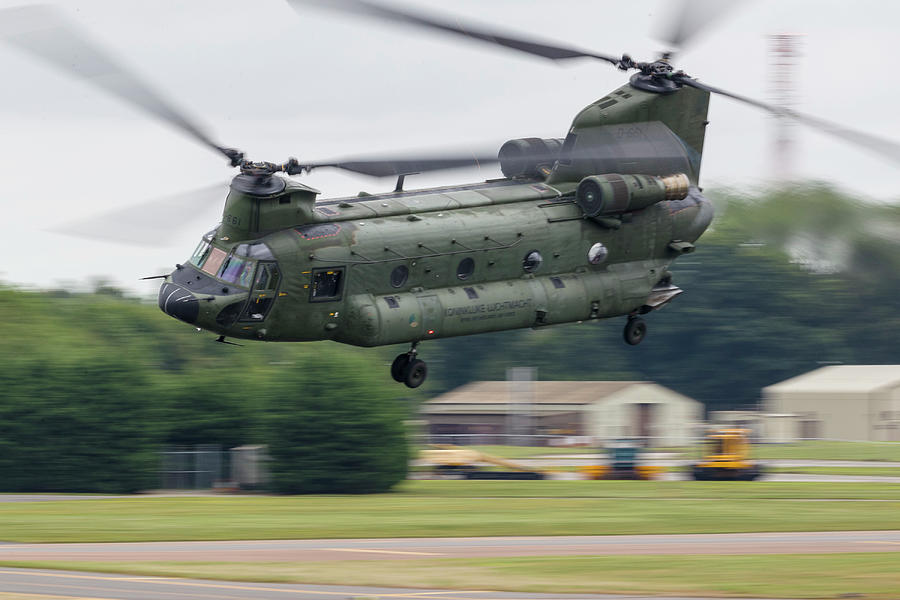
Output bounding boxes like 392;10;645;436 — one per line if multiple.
262;351;409;494
0;357;161;492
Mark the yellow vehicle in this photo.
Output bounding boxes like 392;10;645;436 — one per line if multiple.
581;440;666;480
691;428;764;481
420;445;549;480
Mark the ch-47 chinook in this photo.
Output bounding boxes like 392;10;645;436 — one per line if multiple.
5;1;900;388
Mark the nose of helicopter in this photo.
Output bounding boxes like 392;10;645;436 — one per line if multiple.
158;282;200;324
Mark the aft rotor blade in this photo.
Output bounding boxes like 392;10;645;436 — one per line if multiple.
678;76;900;166
301;155;500;177
0;5;242;166
49;183;228;246
656;0;750;54
287;0;621;66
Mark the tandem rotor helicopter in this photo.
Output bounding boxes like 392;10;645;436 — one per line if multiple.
4;1;900;388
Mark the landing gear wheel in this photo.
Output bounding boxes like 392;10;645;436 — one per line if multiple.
403;358;428;389
391;353;411;383
623;317;647;346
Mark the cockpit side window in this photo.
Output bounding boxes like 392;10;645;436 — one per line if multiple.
188;228;220;269
256;265;270;290
241;262;281;322
189;239;211;268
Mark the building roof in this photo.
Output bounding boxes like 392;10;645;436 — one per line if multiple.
764;365;900;394
423;380;648;414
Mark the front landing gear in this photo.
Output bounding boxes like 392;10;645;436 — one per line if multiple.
623;316;647;346
391;342;428;388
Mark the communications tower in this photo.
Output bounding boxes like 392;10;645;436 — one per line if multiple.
768;33;803;182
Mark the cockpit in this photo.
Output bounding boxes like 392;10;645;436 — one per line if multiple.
188;229;277;290
160;228;282;331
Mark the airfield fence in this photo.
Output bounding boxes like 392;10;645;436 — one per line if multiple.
160;444;228;489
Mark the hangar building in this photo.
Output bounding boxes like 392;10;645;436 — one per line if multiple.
421;380;702;446
763;365;900;441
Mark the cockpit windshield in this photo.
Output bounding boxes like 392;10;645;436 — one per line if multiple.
186;230;276;290
188;228;218;268
218;255;255;287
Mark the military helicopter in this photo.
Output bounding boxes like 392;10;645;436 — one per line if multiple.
4;1;899;388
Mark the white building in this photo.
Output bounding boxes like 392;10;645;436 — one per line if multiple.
422;380;703;446
709;410;799;443
764;365;900;441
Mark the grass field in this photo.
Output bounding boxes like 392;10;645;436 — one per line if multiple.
754;440;900;461
2;481;900;543
3;553;900;598
769;466;900;477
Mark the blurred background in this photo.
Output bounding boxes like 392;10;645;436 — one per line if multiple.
0;0;898;493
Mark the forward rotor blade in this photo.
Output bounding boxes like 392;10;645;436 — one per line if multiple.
49;183;227;246
678;76;900;166
287;0;621;66
301;155;500;177
656;0;749;54
0;5;242;166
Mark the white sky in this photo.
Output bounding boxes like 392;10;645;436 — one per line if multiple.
1;0;897;295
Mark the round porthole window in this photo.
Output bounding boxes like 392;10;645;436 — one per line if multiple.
588;242;609;265
522;250;543;273
456;257;475;280
390;265;409;288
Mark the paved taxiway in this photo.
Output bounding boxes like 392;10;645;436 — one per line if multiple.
2;531;899;562
0;567;800;600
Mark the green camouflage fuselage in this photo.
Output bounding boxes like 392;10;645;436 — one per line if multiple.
159;82;714;347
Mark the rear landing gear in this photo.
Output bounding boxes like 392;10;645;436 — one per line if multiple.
391;342;428;388
623;316;647;346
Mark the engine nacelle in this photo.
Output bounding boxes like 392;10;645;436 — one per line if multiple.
575;173;689;217
498;137;564;178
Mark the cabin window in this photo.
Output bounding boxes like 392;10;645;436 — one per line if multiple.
310;268;345;302
456;257;475;280
550;277;565;289
588;242;608;265
390;265;409;288
522;250;543;273
384;296;400;309
464;287;478;299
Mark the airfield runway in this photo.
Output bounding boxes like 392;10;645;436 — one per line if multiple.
2;530;898;599
0;567;797;600
2;530;899;562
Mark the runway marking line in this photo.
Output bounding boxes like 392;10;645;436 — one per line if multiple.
323;547;443;556
0;570;478;598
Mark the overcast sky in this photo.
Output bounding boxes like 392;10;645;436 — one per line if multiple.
1;0;897;295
